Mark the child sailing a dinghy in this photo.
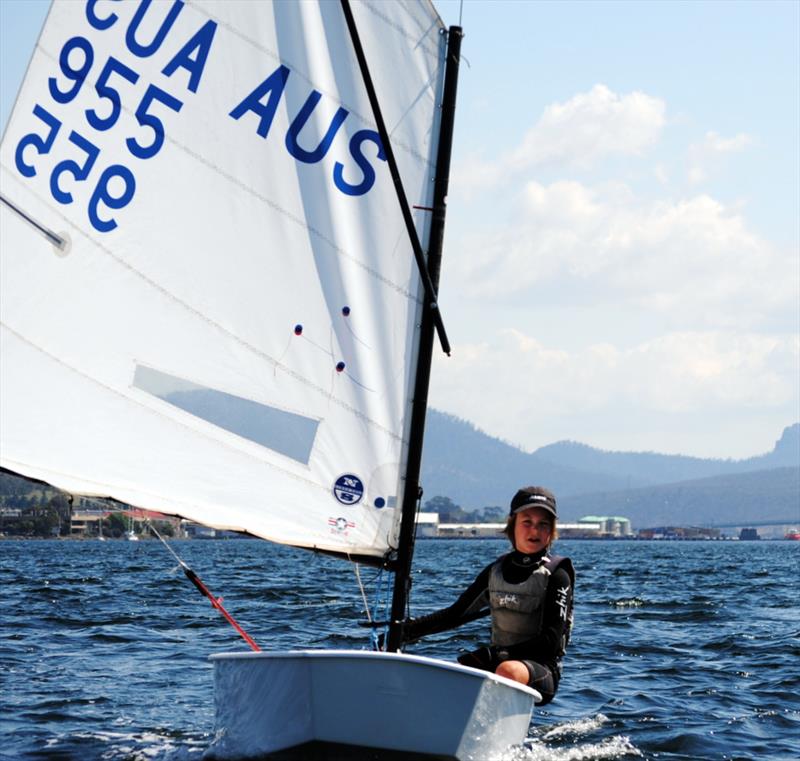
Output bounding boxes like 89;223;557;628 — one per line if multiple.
402;486;574;705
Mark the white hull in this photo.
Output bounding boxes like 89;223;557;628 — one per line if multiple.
210;650;538;760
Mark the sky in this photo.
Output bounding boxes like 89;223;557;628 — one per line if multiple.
1;0;798;460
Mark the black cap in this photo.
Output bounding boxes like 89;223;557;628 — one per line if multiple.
509;486;557;519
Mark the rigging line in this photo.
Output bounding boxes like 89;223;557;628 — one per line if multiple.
353;562;372;623
339;0;451;357
148;521;261;652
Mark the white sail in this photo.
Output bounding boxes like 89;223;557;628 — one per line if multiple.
0;0;448;558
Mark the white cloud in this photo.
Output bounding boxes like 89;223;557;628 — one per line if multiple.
449;180;797;331
687;166;707;185
654;164;670;185
687;130;754;185
431;329;800;454
699;131;753;154
512;84;666;170
453;84;666;194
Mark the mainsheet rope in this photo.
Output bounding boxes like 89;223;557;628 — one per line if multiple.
54;494;260;651
148;521;261;652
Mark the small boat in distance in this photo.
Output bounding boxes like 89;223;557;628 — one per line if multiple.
785;529;800;541
126;512;138;542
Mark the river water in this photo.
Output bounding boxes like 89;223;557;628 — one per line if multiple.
1;538;798;760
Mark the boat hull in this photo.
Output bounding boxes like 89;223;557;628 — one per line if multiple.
209;650;538;760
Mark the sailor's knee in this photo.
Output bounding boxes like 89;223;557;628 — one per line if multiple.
494;660;529;685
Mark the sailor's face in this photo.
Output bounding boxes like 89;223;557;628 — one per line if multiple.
513;507;552;554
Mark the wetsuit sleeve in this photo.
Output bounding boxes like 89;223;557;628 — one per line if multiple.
503;566;572;663
402;562;493;643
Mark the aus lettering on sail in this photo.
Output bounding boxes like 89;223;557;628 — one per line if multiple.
11;0;385;239
229;64;386;198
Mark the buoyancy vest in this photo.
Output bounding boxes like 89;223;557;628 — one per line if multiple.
489;553;575;653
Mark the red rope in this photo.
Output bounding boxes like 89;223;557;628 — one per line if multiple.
184;568;261;652
148;520;261;652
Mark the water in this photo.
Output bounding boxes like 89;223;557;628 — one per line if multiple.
1;539;798;760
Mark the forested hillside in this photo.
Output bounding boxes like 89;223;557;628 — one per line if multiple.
534;423;799;485
558;467;800;528
420;410;632;507
420;412;799;518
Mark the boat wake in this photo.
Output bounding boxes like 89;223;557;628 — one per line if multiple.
40;729;208;761
508;736;641;760
541;713;610;740
499;714;641;760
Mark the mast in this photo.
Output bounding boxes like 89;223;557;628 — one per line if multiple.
338;2;462;650
386;24;463;653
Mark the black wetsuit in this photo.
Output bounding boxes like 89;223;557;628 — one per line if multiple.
403;550;573;705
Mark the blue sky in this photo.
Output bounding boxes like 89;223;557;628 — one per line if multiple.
2;0;798;459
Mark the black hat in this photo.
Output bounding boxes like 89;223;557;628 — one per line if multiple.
509;486;557;518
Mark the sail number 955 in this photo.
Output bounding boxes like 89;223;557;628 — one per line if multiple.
14;34;183;233
16;104;135;233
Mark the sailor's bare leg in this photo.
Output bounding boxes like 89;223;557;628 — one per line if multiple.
494;660;529;685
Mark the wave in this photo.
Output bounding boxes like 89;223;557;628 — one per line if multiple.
541;713;609;740
507;735;642;760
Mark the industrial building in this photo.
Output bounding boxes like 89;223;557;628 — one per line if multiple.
574;515;633;537
416;513;633;539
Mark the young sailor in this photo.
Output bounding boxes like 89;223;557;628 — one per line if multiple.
403;486;574;705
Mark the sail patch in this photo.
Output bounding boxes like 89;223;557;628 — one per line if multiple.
333;474;364;505
133;365;318;464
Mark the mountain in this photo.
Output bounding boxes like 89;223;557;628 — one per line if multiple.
420;410;633;507
533;423;800;485
558;467;800;528
421;413;800;521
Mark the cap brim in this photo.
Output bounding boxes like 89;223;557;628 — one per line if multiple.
511;504;557;519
